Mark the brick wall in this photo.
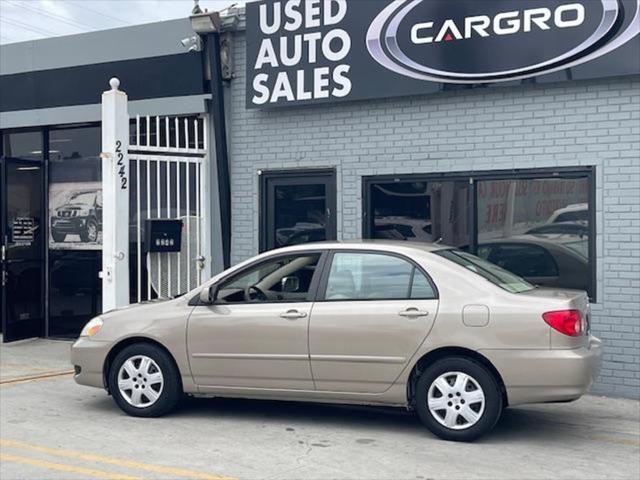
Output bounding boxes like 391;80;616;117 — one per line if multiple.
228;31;640;398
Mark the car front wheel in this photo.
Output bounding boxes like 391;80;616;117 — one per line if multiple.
108;343;182;417
415;357;503;442
80;219;98;243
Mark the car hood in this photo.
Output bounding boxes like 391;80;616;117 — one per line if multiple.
101;299;171;320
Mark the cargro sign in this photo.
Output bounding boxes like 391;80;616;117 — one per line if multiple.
246;0;640;108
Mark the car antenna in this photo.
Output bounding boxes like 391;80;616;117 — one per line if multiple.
434;237;443;244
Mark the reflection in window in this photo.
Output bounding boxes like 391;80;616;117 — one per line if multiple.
274;184;327;248
476;177;590;294
371;180;469;247
2;131;42;161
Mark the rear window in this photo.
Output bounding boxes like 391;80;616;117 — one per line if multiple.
435;249;535;294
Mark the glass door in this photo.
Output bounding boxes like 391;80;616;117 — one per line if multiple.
1;157;45;342
261;170;337;251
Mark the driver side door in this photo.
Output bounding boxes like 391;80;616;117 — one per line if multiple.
187;251;325;391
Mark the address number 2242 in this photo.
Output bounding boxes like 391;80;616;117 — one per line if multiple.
115;140;127;190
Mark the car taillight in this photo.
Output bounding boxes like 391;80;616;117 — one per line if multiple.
543;310;585;337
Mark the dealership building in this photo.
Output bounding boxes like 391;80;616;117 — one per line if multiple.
1;0;639;398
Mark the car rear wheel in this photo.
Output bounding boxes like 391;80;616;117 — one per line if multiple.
415;357;503;442
108;343;182;417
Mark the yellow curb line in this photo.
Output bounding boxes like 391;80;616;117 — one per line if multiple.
0;439;236;480
0;453;143;480
590;435;640;447
0;370;74;385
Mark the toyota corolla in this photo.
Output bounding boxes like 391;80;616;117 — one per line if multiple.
71;241;601;441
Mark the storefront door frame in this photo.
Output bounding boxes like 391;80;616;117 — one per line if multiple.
259;169;337;252
1;128;50;341
0;157;47;342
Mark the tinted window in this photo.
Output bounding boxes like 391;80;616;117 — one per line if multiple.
217;254;320;303
325;252;435;300
370;180;469;247
477;177;591;295
411;270;437;299
478;244;559;277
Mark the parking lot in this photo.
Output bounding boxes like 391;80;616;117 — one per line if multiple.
1;338;639;480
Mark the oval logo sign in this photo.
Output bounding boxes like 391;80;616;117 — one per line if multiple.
367;0;638;83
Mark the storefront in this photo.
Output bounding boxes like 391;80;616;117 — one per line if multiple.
0;0;638;398
1;18;214;341
224;0;639;398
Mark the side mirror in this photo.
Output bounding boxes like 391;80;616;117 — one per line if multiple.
199;284;219;305
281;276;300;293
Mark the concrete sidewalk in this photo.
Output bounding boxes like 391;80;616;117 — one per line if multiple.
0;336;73;382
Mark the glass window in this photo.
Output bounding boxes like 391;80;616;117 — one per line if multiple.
371;180;469;248
411;270;437;299
477;177;590;294
274;184;328;248
478;244;559;278
435;249;535;294
49;250;101;338
366;172;593;298
48;126;102;250
325;252;435;300
217;253;321;303
3;131;42;161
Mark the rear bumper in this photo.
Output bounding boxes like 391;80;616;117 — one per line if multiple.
480;336;602;406
70;337;112;389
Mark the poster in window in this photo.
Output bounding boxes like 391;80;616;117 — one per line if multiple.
49;182;103;250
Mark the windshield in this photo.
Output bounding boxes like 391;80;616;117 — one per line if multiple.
435;249;535;294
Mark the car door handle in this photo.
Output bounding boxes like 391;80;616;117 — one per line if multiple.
398;308;429;318
280;309;307;320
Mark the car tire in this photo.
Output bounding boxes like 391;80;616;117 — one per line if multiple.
80;219;98;243
108;343;182;417
415;356;503;442
51;230;66;242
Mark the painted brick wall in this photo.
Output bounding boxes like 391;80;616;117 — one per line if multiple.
228;31;640;398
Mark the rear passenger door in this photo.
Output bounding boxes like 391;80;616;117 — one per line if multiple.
308;251;439;393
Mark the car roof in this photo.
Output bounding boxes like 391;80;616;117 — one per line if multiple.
267;240;451;255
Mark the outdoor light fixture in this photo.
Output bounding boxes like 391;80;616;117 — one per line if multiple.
189;0;220;34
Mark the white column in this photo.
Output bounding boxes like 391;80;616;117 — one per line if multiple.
101;78;130;311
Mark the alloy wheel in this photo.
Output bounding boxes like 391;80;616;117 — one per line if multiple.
427;371;485;430
117;355;164;408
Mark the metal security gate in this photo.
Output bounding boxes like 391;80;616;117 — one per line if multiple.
129;115;209;301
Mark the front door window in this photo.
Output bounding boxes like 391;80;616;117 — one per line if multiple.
216;253;321;303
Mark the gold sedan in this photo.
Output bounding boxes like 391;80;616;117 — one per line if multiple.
71;241;602;441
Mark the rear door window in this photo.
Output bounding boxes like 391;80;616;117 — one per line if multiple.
324;252;436;301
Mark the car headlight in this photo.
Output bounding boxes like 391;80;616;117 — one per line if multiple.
80;317;103;337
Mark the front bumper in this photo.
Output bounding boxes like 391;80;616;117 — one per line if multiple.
70;337;112;389
480;336;603;406
52;217;87;233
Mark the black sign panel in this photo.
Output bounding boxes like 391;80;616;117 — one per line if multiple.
246;0;640;108
145;220;182;253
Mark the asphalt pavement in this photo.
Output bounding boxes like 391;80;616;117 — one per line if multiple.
1;338;639;480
